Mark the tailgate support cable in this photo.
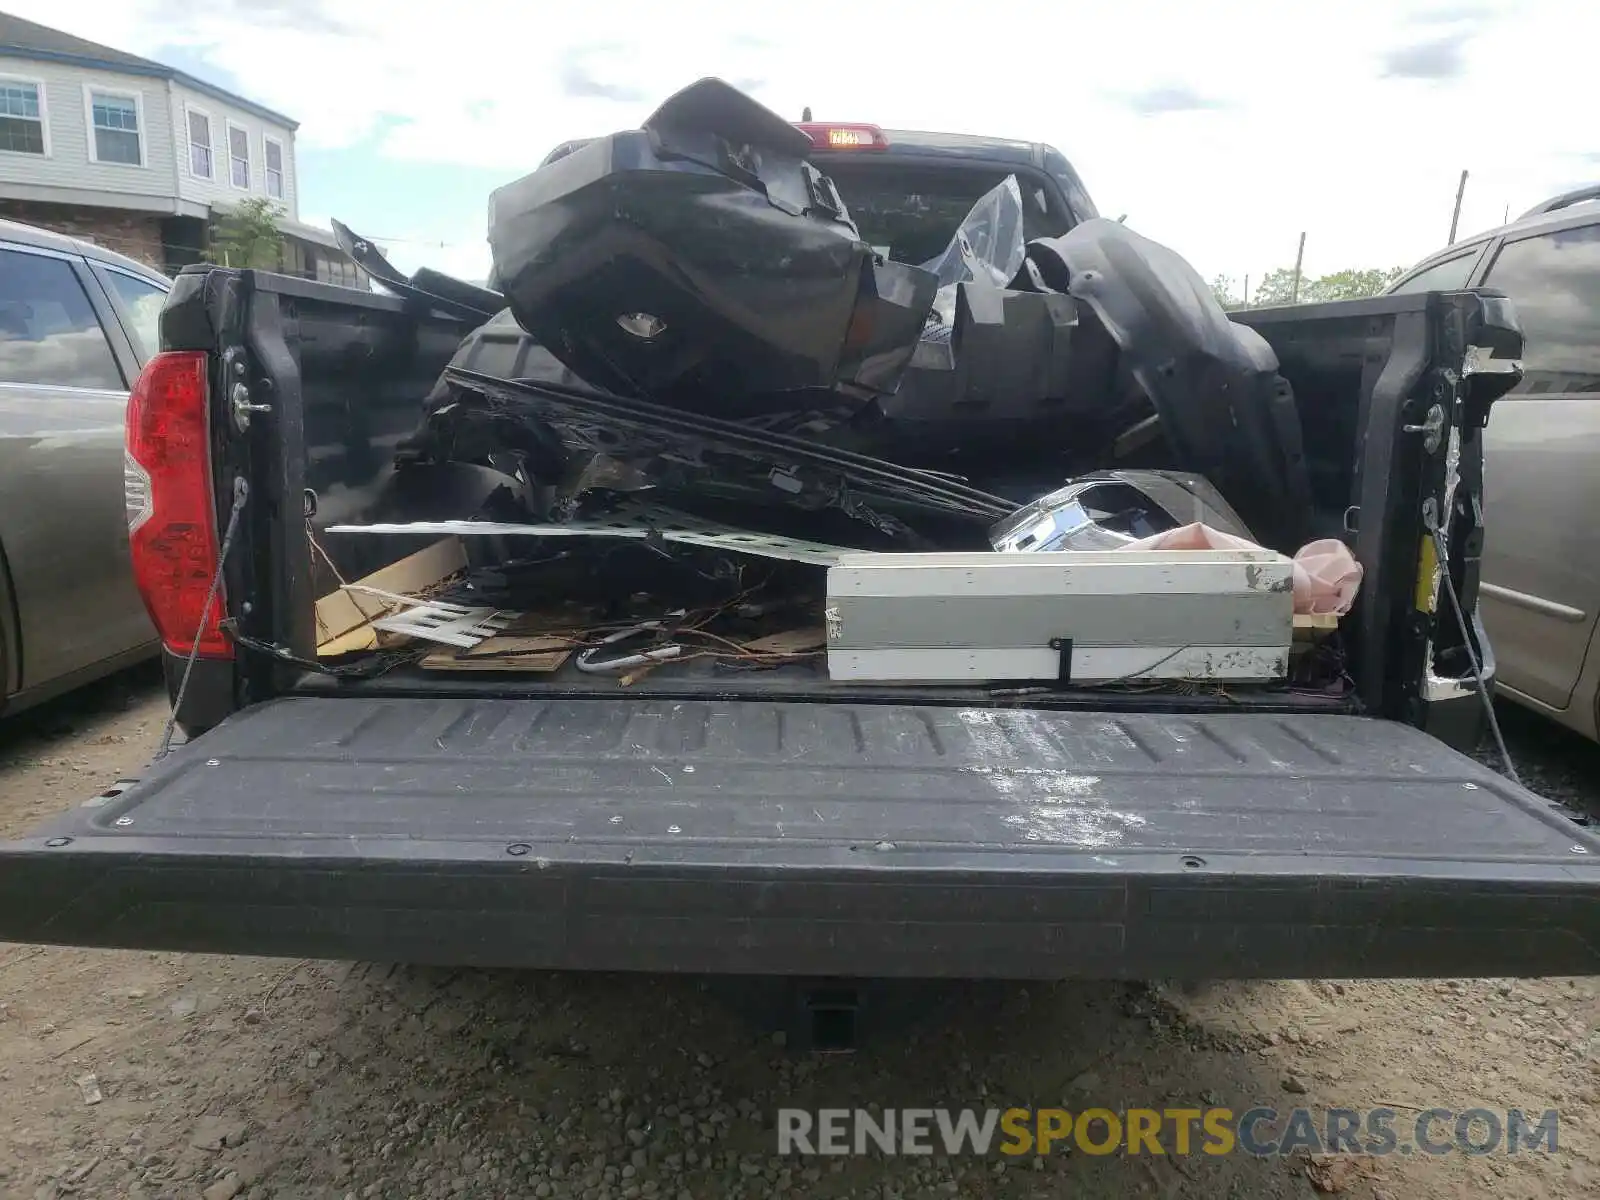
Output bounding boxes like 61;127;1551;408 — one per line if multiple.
155;477;249;762
1427;517;1519;786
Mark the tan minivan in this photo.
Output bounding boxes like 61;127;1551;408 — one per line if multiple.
1390;187;1600;739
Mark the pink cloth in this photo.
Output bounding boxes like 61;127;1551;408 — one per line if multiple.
1118;523;1363;616
1118;523;1261;554
1291;538;1364;616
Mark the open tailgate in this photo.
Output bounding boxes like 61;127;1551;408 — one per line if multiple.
2;697;1598;979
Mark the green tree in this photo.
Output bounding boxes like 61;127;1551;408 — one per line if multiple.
1249;264;1409;306
1306;266;1407;301
1209;273;1242;309
1251;267;1303;306
207;197;285;269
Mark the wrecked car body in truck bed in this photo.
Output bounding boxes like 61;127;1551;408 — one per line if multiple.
458;80;1313;549
3;78;1597;988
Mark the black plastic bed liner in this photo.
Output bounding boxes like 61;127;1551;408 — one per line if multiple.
2;697;1597;979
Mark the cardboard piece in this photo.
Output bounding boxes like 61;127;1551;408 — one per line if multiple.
741;627;827;655
314;537;467;656
419;635;574;673
1293;611;1340;642
500;609;594;636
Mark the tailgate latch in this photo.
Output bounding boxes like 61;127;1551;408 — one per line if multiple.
224;349;272;432
230;381;272;431
1403;403;1445;455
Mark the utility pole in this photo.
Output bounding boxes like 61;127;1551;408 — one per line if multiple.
1242;273;1250;308
1448;169;1469;244
1289;232;1306;304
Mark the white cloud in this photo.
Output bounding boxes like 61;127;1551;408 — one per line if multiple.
13;0;1596;285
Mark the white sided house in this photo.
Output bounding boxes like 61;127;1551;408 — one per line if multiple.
0;10;361;284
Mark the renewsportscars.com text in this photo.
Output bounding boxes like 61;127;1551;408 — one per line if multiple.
776;1107;1560;1158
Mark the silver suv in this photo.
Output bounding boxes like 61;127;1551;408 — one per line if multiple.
1391;186;1600;739
0;218;169;715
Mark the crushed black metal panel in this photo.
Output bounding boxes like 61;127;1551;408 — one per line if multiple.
329;218;503;322
469;82;1324;543
642;77;815;160
485;80;940;410
441;367;1016;529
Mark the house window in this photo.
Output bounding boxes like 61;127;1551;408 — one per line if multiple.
0;78;46;155
88;90;142;165
311;249;360;288
264;137;284;200
187;107;213;178
228;123;250;188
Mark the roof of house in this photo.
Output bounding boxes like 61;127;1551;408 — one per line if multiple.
0;10;298;130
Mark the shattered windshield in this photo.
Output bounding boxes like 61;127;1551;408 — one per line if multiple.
821;163;1067;265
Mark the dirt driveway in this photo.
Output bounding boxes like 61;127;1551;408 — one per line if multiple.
1;669;1596;1199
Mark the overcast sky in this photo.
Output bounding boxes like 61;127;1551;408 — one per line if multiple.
15;0;1596;288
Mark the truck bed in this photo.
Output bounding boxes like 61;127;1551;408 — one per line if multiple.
4;696;1597;979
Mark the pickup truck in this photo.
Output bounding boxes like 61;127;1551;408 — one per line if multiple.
3;124;1598;1025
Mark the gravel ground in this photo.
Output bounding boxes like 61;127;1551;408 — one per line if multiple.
1474;699;1600;815
0;669;1597;1200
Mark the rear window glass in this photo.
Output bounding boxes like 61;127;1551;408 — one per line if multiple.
1482;222;1600;393
822;164;1065;266
0;248;123;390
1390;252;1479;294
103;268;167;361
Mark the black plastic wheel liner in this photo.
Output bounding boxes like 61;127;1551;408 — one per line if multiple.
1027;219;1313;549
3;697;1598;979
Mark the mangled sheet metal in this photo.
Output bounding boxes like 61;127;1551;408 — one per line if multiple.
440;367;1017;531
864;283;1095;468
327;502;857;567
487;78;938;412
330;219;504;323
382;76;1316;570
847;178;1131;470
917;174;1029;345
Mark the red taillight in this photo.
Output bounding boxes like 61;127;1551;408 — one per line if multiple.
124;351;229;658
794;122;889;152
